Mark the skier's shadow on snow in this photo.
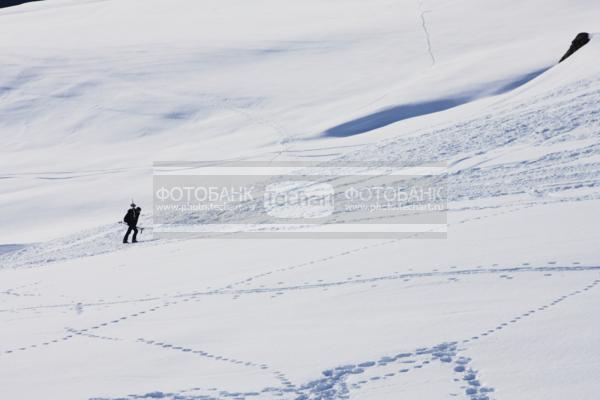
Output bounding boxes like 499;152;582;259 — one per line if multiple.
322;68;549;137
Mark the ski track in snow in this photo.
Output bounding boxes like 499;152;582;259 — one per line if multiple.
3;71;600;272
1;262;598;314
1;257;599;400
71;276;600;400
0;197;549;314
2;42;600;399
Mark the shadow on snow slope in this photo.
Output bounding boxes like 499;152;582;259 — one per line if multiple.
0;0;42;9
323;67;549;137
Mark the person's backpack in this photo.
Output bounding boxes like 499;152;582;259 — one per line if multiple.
134;207;142;225
123;209;134;225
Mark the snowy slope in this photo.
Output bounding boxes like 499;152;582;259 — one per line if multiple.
1;0;600;399
1;0;600;242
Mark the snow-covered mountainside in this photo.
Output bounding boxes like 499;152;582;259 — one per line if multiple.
1;0;600;399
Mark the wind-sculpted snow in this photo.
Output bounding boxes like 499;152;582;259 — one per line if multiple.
1;46;600;400
154;69;600;230
337;75;600;170
2;2;600;400
322;68;548;137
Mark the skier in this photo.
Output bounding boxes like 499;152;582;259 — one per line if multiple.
123;203;141;243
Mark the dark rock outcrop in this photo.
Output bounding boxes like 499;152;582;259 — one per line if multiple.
559;32;591;63
0;0;42;9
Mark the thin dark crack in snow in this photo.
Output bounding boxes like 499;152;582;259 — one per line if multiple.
418;1;436;65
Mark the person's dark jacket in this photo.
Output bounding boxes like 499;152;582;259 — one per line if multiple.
124;207;142;226
124;209;135;226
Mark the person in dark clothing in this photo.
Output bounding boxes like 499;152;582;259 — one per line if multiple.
123;203;141;243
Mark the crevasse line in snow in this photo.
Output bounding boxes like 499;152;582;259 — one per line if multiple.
419;0;436;65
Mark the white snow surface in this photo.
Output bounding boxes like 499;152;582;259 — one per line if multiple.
1;0;600;399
